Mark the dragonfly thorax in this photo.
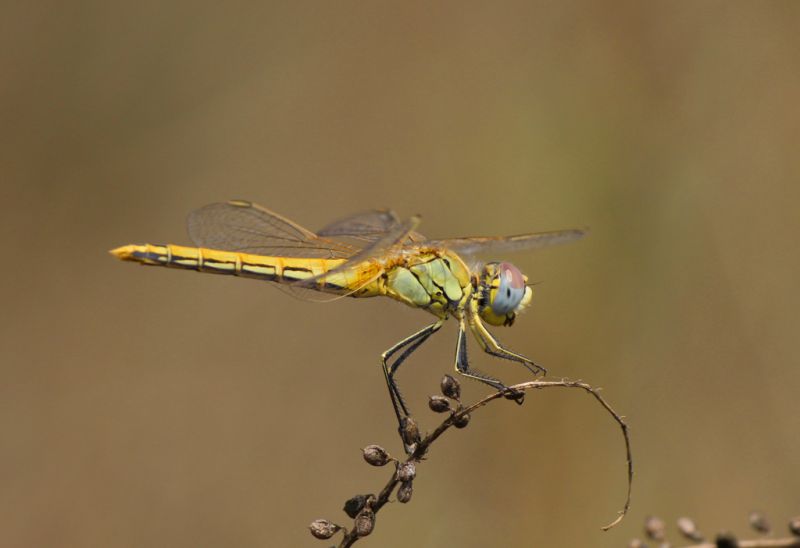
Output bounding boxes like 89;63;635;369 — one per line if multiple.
381;250;472;318
476;262;533;327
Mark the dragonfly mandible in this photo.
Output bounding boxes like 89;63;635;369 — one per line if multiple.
111;200;585;438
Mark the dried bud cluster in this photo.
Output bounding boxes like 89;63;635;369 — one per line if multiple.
400;416;421;447
343;494;370;519
453;412;471;428
677;516;703;542
354;507;375;537
644;516;666;541
749;511;770;534
362;445;391;466
715;531;738;548
440;374;461;400
397;481;413;503
634;513;800;547
428;395;451;413
790;516;800;536
309;519;340;540
397;462;416;482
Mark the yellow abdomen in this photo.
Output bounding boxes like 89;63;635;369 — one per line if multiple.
110;243;380;295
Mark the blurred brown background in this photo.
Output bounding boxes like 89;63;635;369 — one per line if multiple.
2;2;798;547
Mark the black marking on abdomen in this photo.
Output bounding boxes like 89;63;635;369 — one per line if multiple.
282;265;351;292
133;250;169;264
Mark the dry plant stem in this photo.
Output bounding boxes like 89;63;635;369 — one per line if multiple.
336;379;632;547
681;541;800;548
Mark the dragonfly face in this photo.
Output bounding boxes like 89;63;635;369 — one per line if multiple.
476;262;533;327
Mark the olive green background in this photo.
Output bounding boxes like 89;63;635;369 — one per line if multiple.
2;2;798;547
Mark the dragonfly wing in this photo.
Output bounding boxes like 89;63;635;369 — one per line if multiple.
273;266;385;303
187;200;357;259
318;208;427;245
294;214;422;290
428;228;587;256
318;209;401;238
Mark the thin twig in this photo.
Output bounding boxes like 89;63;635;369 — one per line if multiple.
680;540;800;548
333;378;632;547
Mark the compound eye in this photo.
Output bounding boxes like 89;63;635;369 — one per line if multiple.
491;262;526;315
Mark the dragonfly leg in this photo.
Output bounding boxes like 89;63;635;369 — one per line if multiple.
469;313;547;377
381;320;443;427
454;320;509;393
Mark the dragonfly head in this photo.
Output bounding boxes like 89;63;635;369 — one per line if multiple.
477;262;533;326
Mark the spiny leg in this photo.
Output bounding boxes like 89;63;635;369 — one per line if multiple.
469;313;547;377
380;321;443;429
454;320;508;392
386;322;442;417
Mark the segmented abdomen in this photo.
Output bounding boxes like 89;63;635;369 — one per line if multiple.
111;243;356;291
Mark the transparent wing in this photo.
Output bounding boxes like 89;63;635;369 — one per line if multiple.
187;200;358;259
294;215;422;290
318;209;401;239
318;208;427;245
186;201;421;303
427;228;587;256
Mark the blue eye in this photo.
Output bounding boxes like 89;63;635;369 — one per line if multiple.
491;263;525;315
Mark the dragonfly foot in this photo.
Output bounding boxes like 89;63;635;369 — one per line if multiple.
524;361;547;377
503;387;526;405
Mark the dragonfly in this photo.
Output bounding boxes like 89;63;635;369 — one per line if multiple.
111;200;585;442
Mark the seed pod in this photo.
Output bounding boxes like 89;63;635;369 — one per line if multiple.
362;445;391;466
354;508;375;537
309;519;340;540
453;412;471;428
677;517;703;542
397;480;413;503
400;416;420;447
749;511;770;534
397;461;416;482
428;395;451;413
644;516;665;541
788;516;800;537
343;494;369;519
715;532;738;548
441;374;461;400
